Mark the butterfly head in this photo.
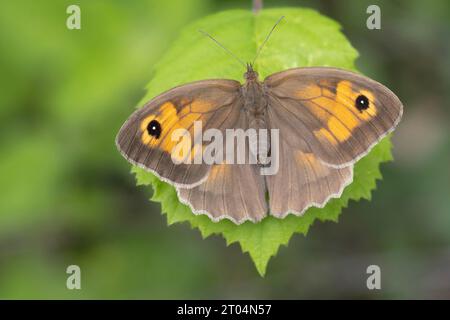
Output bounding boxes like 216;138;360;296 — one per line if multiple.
244;63;259;82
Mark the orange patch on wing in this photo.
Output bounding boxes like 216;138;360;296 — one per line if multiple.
190;99;215;113
311;80;379;143
327;117;352;142
335;81;377;120
310;95;358;143
140;101;201;159
295;84;322;100
312;97;359;129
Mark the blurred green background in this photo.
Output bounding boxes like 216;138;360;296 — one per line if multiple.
0;0;449;299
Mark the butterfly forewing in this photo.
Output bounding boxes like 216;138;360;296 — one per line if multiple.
116;79;243;188
264;67;403;168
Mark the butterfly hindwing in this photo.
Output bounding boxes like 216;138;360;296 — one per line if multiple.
177;162;267;223
265;139;353;218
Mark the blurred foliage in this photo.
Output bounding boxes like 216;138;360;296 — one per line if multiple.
0;0;449;298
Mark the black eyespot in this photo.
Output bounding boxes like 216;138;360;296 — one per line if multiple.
355;94;369;112
147;120;161;139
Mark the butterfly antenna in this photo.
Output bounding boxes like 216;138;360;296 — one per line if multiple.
252;16;285;65
199;30;246;68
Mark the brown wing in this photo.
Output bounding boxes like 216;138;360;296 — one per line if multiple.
176;163;267;224
264;67;403;168
265;140;352;218
176;112;268;224
116;79;242;188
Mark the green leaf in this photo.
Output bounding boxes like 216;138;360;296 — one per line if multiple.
131;8;394;276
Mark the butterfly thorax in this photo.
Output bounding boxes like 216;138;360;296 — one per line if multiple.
242;64;267;129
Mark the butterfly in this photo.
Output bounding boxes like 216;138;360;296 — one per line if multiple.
116;22;403;225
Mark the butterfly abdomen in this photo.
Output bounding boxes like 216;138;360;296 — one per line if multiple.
242;80;272;166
